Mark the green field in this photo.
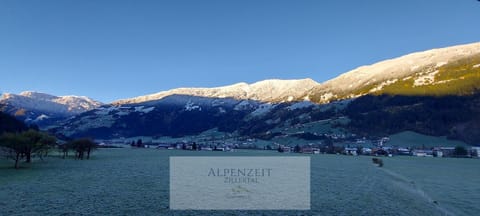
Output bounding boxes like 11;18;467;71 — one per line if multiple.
1;148;479;215
388;131;468;148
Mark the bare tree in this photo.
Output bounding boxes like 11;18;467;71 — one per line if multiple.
0;133;28;169
69;138;97;160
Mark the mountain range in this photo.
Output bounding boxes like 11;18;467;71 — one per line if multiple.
113;78;319;105
112;42;480;105
1;42;479;144
0;91;102;127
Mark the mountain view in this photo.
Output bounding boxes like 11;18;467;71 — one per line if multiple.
2;1;480;216
3;42;478;145
0;91;102;127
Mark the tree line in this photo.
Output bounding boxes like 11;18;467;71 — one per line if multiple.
0;130;56;169
0;111;98;169
0;130;97;169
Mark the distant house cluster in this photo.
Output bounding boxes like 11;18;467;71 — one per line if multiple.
102;136;480;159
276;143;480;158
129;139;235;152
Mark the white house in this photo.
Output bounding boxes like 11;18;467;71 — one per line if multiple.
471;147;480;158
344;147;358;156
413;150;433;157
362;148;372;155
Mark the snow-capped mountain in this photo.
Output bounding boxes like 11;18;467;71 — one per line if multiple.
1;91;102;115
307;42;480;103
114;42;480;106
0;91;103;126
114;78;319;105
52;41;480;143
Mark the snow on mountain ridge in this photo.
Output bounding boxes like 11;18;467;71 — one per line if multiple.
53;96;102;111
305;41;480;103
20;91;57;101
1;91;103;115
321;42;480;94
114;78;319;105
116;42;480;106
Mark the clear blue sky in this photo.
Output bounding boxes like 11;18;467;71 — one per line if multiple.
1;0;479;102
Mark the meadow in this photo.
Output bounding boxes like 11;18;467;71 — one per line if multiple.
1;148;479;215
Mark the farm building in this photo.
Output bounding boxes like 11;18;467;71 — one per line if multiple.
433;149;443;157
361;148;372;155
344;147;358;156
412;150;433;157
471;147;480;158
156;144;172;149
301;147;320;154
279;146;292;153
437;147;455;157
397;148;411;155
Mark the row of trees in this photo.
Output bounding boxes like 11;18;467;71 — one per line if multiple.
130;139;144;148
59;138;96;160
0;130;97;169
0;130;56;169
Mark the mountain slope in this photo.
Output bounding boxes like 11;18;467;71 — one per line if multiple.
345;94;480;144
52;95;262;139
307;42;480;103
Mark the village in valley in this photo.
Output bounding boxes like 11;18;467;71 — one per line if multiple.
108;133;480;159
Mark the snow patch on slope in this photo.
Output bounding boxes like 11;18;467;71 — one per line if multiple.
185;101;201;111
34;114;49;121
369;79;399;92
140;107;155;113
134;106;155;113
320;93;336;102
414;70;439;86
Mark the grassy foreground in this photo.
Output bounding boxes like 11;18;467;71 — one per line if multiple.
0;148;479;215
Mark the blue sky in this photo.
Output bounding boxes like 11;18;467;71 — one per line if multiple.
1;0;479;102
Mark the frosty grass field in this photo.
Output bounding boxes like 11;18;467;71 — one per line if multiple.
1;148;479;216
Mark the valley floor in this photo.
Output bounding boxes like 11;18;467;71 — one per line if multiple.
0;148;479;215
